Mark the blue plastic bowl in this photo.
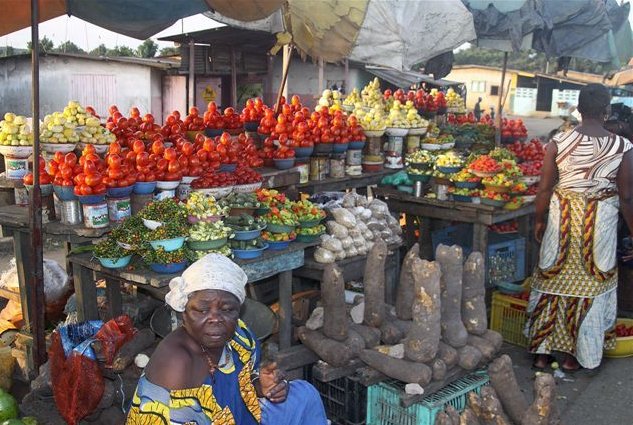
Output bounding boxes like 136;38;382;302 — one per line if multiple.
98;255;133;269
53;185;77;201
332;143;349;153
294;147;314;158
452;194;472;203
266;239;292;251
274;159;296;170
205;128;223;137
134;181;157;195
233;227;264;241
437;166;463;174
220;163;237;172
149;236;186;252
244;121;259;132
150;261;188;274
349;141;366;150
77;194;106;204
25;184;54;197
454;181;479;189
107;185;134;198
233;244;268;260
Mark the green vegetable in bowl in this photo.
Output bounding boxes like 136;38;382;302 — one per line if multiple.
142;246;190;265
188;244;233;260
93;237;128;260
110;215;147;249
297;224;326;236
225;214;265;231
219;193;261;209
189;221;234;241
230;238;267;250
139;199;187;223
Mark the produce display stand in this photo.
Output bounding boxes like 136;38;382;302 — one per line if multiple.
294;242;403;305
259;166;301;189
298;169;397;194
373;186;536;270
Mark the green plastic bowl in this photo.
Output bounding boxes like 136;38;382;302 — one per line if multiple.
296;232;325;243
266;223;296;233
298;218;323;228
187;237;228;250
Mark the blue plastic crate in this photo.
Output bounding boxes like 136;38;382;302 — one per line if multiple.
431;224;473;258
366;371;489;425
487;233;526;287
311;374;367;425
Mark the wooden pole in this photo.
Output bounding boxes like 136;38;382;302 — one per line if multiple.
496;52;508;145
344;59;350;94
188;40;195;110
318;57;324;94
275;45;292;114
230;46;237;107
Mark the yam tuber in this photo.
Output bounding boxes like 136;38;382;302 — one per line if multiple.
321;264;348;341
112;328;156;373
445;405;461;425
363;240;388;328
479;386;512;425
380;320;405;344
462;252;487;335
298;327;362;367
520;373;556;425
457;345;483;371
436;244;468;348
488;355;528;425
437;341;459;368
395;243;420;320
467;334;496;362
459;407;482;425
350;324;381;348
482;330;503;352
431;358;447;381
404;259;441;362
359;349;432;386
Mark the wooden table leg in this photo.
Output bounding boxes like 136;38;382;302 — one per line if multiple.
473;223;489;254
74;265;99;321
278;270;293;350
104;277;123;320
517;214;535;273
14;231;34;334
404;214;416;248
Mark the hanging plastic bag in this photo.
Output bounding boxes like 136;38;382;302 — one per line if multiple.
94;315;136;367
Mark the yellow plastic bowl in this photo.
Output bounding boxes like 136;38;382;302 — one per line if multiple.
604;318;633;358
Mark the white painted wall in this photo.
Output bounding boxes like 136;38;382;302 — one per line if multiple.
551;89;580;117
513;88;538;116
0;55;163;119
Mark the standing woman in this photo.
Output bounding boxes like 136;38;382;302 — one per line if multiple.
528;83;633;371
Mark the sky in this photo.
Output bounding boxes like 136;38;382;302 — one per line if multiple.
0;14;223;51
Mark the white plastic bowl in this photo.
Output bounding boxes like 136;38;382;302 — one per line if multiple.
0;146;33;158
385;127;409;137
233;182;263;193
156;180;181;190
193;186;233;199
41;143;76;154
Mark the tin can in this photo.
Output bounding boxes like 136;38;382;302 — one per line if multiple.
329;154;346;178
366;136;383;156
435;184;449;201
14;188;28;206
346;165;362;176
414;181;423;197
82;202;109;228
309;155;329;181
387;136;404;154
60;200;82;225
296;163;309;184
346;149;362;166
384;152;403;169
107;196;131;222
406;135;421;153
53;194;61;218
154;189;176;201
4;157;29;180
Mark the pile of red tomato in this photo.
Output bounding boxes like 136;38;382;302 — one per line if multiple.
501;118;528;140
22;157;53;186
518;161;542;177
447;112;480;125
46;145;110;196
203;102;223;130
468;155;502;174
105;106;163;148
190;172;237;189
240;98;266;124
508;139;545;162
182;107;205;131
234;167;263;185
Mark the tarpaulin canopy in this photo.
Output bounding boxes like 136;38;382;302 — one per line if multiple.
365;65;462;88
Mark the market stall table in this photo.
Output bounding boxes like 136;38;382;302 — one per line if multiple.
67;241;317;350
298;169;397;194
373;187;536;272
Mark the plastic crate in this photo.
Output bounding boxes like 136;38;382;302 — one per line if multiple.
490;291;529;347
366;371;489;425
487;233;526;287
431;224;473;257
311;374;367;425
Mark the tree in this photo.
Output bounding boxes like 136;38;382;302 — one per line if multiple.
89;44;108;56
106;45;136;57
159;46;180;57
137;39;158;58
55;41;85;54
27;36;54;53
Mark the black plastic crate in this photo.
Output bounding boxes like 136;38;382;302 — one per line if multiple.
311;374;367;425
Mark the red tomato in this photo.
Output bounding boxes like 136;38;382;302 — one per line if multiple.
23;173;34;185
107;154;122;169
132;139;145;154
167;160;181;174
164;147;177;161
85;174;102;187
152;140;165;155
93;183;107;195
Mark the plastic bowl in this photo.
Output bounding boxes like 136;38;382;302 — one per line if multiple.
77;194;106;204
332;143;349;153
53;184;77;201
407;173;431;183
98;255;133;269
452;194;472;203
149;236;186;252
0;145;33;158
244;121;260;132
409;162;431;171
266;239;294;251
294;146;314;158
296;232;325;243
233;226;265;241
220;163;237;172
266;223;296;233
188;238;228;250
255;207;270;217
107;185;134;198
233;244;268;260
436;166;463;174
495;281;525;295
41;143;76;154
233;182;262;194
299;218;323;228
483;184;511;193
205;128;223;137
385;128;408;137
25;184;54;197
521;195;536;203
469;169;499;178
363;129;385;138
519;176;540;185
187;214;222;224
314;143;333;154
150;261;188;274
274;159;296;170
193;186;233;199
349;141;366;150
481;198;506;208
408;127;427;136
134;181;157;195
156;180;181;190
604;318;633;358
143;218;163;230
454;181;479;189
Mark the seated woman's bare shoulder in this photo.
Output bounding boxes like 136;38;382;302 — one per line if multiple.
144;328;202;390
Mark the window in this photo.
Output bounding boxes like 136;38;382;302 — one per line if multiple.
470;81;486;93
490;85;499;96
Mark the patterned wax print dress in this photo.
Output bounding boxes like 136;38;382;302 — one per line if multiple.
526;129;632;368
126;319;326;424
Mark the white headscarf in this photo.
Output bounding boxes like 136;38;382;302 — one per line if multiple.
165;254;248;312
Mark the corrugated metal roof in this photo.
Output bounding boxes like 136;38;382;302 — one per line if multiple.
0;52;180;69
365;66;462;88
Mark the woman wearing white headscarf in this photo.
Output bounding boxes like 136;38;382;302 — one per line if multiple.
126;254;327;424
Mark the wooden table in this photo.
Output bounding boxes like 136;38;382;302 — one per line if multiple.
374;187;536;272
67;242;316;350
298;169;397;194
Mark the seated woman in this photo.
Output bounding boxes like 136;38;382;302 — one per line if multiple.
126;254;327;424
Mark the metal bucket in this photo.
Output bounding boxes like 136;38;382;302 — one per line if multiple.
82;202;109;228
329;154;346;178
60;200;82;225
346;149;362;166
4;157;29;180
107;196;131;223
309;155;329;181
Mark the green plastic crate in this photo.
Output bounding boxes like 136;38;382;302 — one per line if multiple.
366;371;489;425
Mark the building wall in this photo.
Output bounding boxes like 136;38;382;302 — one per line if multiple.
0;55;161;119
445;67;518;115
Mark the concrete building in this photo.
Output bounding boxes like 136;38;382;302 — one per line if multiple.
0;52;180;119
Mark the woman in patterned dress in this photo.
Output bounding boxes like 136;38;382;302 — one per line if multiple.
528;83;633;371
126;254;327;424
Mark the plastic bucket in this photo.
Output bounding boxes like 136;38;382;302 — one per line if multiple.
107;196;131;223
4;156;29;179
82;202;109;228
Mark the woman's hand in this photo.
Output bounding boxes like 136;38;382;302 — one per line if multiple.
259;362;288;403
535;221;546;243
